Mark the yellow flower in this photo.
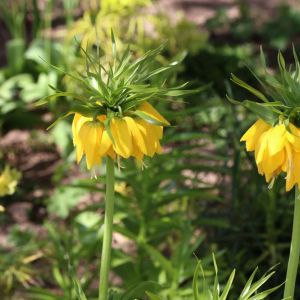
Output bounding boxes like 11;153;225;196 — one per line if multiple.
0;166;21;197
72;101;169;169
241;119;300;191
240;119;271;151
114;181;132;196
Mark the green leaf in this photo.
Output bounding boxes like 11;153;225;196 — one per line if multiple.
259;46;267;72
47;185;87;218
247;283;283;300
36;91;87;106
146;291;163;300
46;112;72;130
141;243;174;278
227;96;279;124
27;288;58;300
231;73;269;103
122;281;162;300
193;260;202;300
243;101;278;124
219;269;235;300
75;211;101;228
239;267;258;298
133;110;169;126
39;37;198;129
241;271;276;299
111;29;117;60
104;118;115;145
212;254;220;300
277;51;286;72
72;278;88;300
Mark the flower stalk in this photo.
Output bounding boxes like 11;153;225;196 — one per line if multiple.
284;186;300;300
228;48;300;300
39;35;195;298
99;157;115;300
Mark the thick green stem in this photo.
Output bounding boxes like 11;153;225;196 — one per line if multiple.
284;186;300;300
99;157;115;300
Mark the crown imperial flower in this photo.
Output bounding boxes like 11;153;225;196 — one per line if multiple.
230;48;300;191
72;101;169;169
241;119;300;191
40;35;194;170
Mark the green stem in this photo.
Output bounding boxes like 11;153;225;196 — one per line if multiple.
284;186;300;300
99;157;115;300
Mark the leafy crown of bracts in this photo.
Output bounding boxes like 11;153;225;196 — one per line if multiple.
37;31;198;134
228;46;300;128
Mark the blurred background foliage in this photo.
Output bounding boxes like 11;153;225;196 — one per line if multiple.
0;0;300;299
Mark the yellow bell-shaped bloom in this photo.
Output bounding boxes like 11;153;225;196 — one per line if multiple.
240;119;271;151
241;119;300;191
71;101;169;169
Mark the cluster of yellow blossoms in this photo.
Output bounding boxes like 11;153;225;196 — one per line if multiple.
72;101;169;169
241;119;300;191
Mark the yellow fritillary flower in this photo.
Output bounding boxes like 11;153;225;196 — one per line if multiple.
72;101;169;169
230;49;300;300
241;119;300;191
39;35;194;171
38;35;196;300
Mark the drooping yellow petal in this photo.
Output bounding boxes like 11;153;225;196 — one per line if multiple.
124;116;147;154
76;143;84;164
135;119;157;157
285;142;296;191
78;121;104;169
284;145;300;191
110;118;133;158
72;113;92;163
287;123;300;152
241;119;271;151
281;147;288;173
72;113;91;146
132;145;144;161
155;141;163;154
99;131;113;156
72;113;81;145
255;131;269;165
264;149;285;181
267;124;286;156
139;101;170;125
152;125;163;140
254;125;286;182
